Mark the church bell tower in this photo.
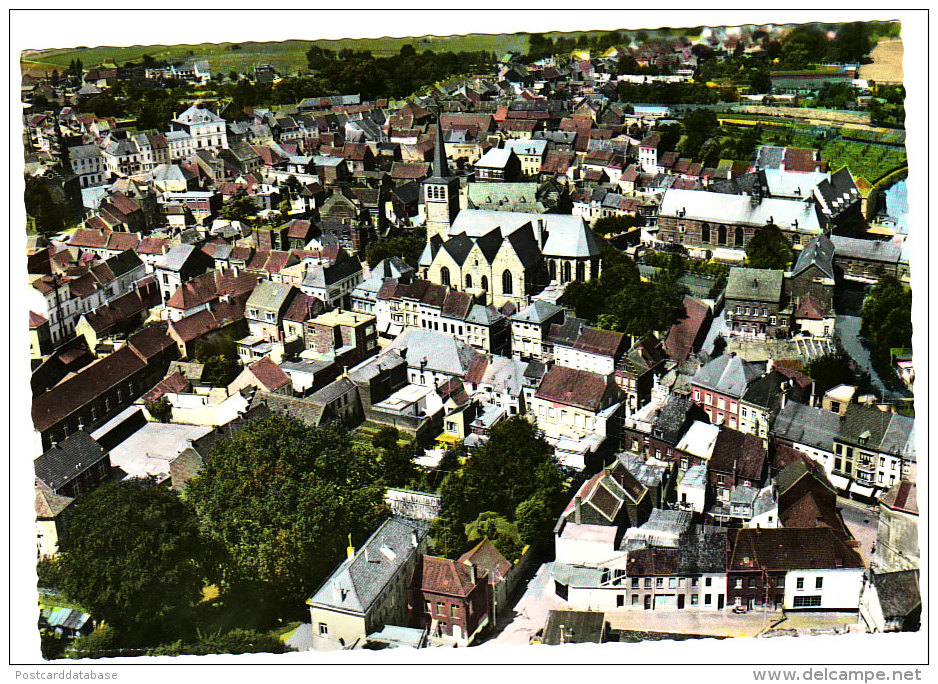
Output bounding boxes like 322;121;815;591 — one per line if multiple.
422;110;460;241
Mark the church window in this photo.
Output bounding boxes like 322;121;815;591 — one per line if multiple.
576;262;585;281
440;267;451;287
502;270;513;295
718;225;727;245
701;222;710;242
465;274;473;289
480;275;488;292
735;227;744;246
562;262;572;282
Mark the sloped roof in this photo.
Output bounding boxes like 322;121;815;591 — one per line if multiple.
413;555;482;597
664;296;711;362
728;527;863;572
34;431;108;491
709;428;766;481
535;365;612;412
309;517;430;614
248;357;291;392
725;267;784;303
881;481;917;515
35;486;75;519
457;540;512;584
692;353;763;398
791;234;835;280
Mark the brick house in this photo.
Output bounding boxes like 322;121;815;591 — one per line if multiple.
724;267;788;338
33;431;111;498
707;428;768;503
726;528;864;611
408;555;491;647
615;335;667;412
691;353;763;429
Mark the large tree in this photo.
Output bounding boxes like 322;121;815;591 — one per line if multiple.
184;416;390;611
860;276;913;382
746;224;795;270
55;482;208;644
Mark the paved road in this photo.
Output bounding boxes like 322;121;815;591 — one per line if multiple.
481;561;566;647
833;314;901;399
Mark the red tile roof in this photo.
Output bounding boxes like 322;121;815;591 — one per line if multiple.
249;357;291;392
710;428;767;481
457;540;511;584
282;292;323;323
664;296;711;363
29;311;48;327
390;161;430;180
572;327;626;357
413;555;482;597
728;528;863;572
143;370;190;403
535;366;611;412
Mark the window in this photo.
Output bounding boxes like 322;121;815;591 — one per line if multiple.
480;275;488;292
668;578;677;589
735;579;743;589
465;274;472;289
631;578;639;589
451;605;459;617
701;222;710;242
437;602;445;615
793;595;822;608
815;577;823;589
318;623;328;636
694;389;700;401
796;577;804;590
704;594;712;605
734;227;744;246
691;578;699;588
617;595;625;608
502;269;514;295
440;267;451;287
425;601;432;613
691;594;699;606
644;578;652;589
656;577;663;589
748;578;756;588
705;577;712;587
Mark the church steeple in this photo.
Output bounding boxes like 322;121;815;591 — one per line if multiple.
429;111;452;181
422;107;460;241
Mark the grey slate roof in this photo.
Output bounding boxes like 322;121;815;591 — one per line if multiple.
387;329;480;377
34;431;108;492
448;210;600;259
677;528;727;575
792;234;835;280
725;267;784;303
308;517;429;615
511;299;564;325
830;236;903;264
246;280;294;312
464;303;505;326
770;401;840;452
871;569;921;619
692;353;763;399
156;244;197;272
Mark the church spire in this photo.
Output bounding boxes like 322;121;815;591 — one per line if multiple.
429;108;451;181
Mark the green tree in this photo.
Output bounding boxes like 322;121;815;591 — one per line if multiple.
860;276;912;382
429;515;469;559
373;427;417;488
465;512;522;562
364;233;427;268
745;224;795;270
145;397;173;423
185;417;389;611
146;629;293;656
515;495;556;550
56;482;208;644
806;350;862;397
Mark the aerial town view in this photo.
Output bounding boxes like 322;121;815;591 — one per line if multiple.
19;13;921;666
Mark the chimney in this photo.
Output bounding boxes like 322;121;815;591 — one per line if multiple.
810;379;816;407
559;624;566;645
468;562;477;585
332;580;343;602
574;495;582;524
411;530;419;549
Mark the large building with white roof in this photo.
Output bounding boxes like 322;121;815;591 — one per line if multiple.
656;187;826;252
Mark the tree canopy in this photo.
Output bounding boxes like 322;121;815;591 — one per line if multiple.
184;416;391;611
56;482;208;644
745;225;795;270
364;233;427;268
430;417;566;559
860;276;913;384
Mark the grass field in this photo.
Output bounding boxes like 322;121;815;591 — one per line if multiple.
22;32;534;77
859;37;904;85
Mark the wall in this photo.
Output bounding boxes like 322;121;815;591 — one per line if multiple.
783;568;863;611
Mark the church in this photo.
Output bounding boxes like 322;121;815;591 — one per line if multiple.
418;116;601;310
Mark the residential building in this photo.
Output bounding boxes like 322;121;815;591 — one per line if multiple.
724;267;787;338
33;431;111;498
510;300;565;362
308;517;430;651
614;335;667;412
35;486;74;560
171;104;228;152
408;555;491;646
691;353;763;429
832;404;915;497
872;481;918;573
154;244;215;304
726;528;864;612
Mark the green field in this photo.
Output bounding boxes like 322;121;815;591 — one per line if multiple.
22;32;534;77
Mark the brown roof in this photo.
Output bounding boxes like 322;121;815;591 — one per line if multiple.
728;528;863;572
249;357;291;392
535;366;612;412
32;346;146;431
108;193;140;216
709;428;766;481
81;279;160;334
168;300;245;344
282;292;323;323
286;219;314;239
126;325;175;362
137;237;170;255
779;491;850;538
541;152;574;175
29;311;48;327
784;148;821;173
457;540;512;584
413;555;482;597
627;547;679;576
35;486;74;519
572;327;625;357
69;228;110;249
795;294;829;321
464;356;489;385
664;296;711;362
881;481;917;515
143;370;190;403
390;161;430;180
441;290;473;319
